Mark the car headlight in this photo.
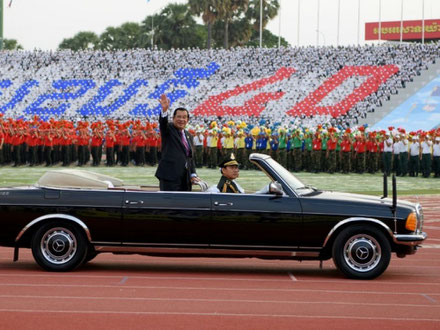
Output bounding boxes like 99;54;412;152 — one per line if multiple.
405;212;417;232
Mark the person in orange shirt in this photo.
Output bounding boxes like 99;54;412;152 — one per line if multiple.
91;124;104;166
105;126;116;166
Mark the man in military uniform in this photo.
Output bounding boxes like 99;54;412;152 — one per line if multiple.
208;153;244;193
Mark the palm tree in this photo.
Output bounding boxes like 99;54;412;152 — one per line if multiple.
153;4;205;50
188;0;219;49
216;0;249;49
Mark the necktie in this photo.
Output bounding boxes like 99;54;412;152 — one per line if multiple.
181;130;190;156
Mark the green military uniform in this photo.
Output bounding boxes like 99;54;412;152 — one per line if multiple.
216;153;243;193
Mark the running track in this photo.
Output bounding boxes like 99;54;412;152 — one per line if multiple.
0;195;439;330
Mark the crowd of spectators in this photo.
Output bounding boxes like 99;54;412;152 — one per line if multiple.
1;43;440;176
0;42;439;131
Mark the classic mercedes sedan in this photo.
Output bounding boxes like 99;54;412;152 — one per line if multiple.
0;153;426;279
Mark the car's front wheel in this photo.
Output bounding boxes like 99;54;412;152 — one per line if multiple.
31;222;88;272
332;225;391;279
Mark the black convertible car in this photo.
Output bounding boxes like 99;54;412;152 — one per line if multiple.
0;153;426;279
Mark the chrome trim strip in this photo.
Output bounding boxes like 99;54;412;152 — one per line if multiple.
94;246;319;258
210;244;298;249
15;214;92;243
322;217;394;248
120;242;209;247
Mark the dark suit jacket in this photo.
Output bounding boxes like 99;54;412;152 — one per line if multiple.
155;114;196;185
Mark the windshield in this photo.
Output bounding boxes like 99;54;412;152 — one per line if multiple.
263;158;310;192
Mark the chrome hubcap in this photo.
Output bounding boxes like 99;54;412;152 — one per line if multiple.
343;234;381;272
40;227;77;265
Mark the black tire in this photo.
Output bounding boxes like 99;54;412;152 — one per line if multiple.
31;221;88;272
84;249;98;263
332;224;391;280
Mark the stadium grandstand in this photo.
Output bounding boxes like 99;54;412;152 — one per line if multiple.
0;43;439;129
1;43;440;176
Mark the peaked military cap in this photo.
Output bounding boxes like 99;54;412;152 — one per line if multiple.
218;153;239;167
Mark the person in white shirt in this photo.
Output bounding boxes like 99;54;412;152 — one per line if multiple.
383;132;393;176
393;135;402;176
193;129;204;168
399;135;409;176
409;136;420;177
433;137;440;178
420;135;433;178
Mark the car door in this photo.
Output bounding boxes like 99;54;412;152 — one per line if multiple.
122;191;211;246
57;189;125;243
209;192;302;248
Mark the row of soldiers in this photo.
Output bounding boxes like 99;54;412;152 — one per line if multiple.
194;125;440;178
0;117;161;167
1;116;440;178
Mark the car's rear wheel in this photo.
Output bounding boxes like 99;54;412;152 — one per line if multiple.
31;222;88;272
332;225;391;279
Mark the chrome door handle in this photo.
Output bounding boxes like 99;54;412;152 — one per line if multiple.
214;201;233;206
125;200;144;205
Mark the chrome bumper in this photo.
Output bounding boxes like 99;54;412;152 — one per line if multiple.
393;232;427;246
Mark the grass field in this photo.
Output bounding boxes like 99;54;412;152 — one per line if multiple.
0;165;439;195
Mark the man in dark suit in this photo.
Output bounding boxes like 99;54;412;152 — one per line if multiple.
155;94;200;191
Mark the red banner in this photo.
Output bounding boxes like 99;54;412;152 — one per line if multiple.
365;19;440;41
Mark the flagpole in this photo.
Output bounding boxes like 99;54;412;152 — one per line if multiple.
357;0;361;46
400;0;403;44
278;0;281;48
297;0;300;46
259;0;263;48
422;0;425;44
337;0;340;46
0;0;3;50
378;0;382;42
316;0;320;46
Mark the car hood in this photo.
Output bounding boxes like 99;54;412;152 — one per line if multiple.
300;190;416;219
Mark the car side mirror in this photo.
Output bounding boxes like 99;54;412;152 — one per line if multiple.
269;181;284;196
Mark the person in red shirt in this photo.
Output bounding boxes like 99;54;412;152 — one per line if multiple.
326;128;337;174
11;124;25;167
340;131;352;174
91;123;104;166
354;134;367;174
132;128;146;166
105;125;116;166
366;133;378;173
119;126;131;166
43;126;54;167
312;132;322;173
147;127;160;166
77;123;90;166
26;128;39;166
0;122;4;165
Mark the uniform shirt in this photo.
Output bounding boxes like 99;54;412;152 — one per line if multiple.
400;139;409;153
433;143;440;157
393;141;401;155
193;134;203;147
208;176;244;193
209;135;218;148
421;140;432;154
278;135;287;149
327;138;337;151
383;138;393;152
244;136;254;150
340;139;351;152
409;142;420;156
223;136;234;149
235;136;245;149
312;138;322;151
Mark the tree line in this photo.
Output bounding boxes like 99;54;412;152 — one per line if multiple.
58;0;287;51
